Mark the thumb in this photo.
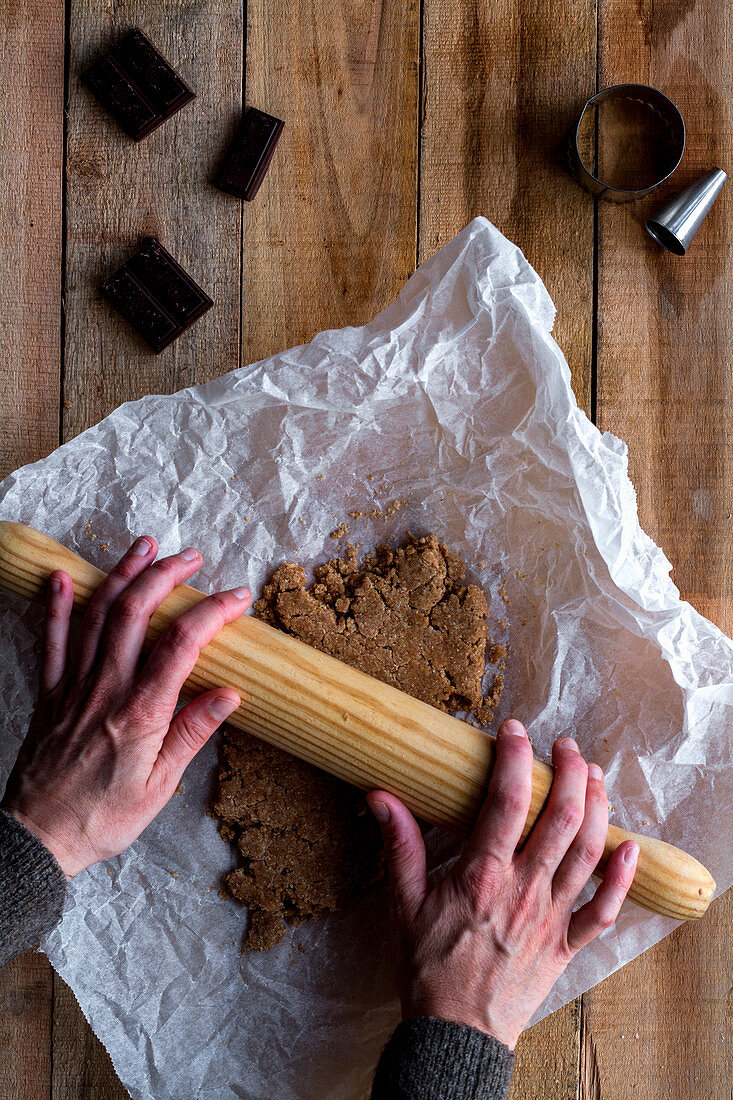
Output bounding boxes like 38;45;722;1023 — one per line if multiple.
154;690;240;787
367;791;428;923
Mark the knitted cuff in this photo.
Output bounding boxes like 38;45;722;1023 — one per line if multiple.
371;1016;515;1100
0;810;67;968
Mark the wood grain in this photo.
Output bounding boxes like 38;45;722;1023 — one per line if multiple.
63;0;243;439
583;0;733;1096
51;974;128;1098
0;0;730;1095
0;1;64;1096
240;0;420;365
582;891;733;1098
510;1003;582;1100
0;0;64;478
418;0;597;1093
0;954;53;1100
0;520;715;922
418;0;597;410
55;2;245;1094
595;1;732;638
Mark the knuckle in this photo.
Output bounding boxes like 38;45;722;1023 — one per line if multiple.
41;639;64;663
154;557;180;580
204;592;229;620
575;837;605;868
175;715;206;752
492;785;527;819
84;603;110;631
587;786;608;816
594;906;616;931
115;557;144;582
607;870;632;895
166;618;199;653
113;591;148;625
561;755;588;779
386;832;415;869
550;803;582;837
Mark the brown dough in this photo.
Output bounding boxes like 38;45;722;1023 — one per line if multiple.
213;533;500;950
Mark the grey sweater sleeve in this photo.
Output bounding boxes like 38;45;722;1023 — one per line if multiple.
0;810;67;968
0;811;517;1100
371;1017;514;1100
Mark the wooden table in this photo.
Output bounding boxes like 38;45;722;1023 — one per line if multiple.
0;1;730;1097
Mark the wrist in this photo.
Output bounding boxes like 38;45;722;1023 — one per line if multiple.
401;994;520;1051
2;806;78;881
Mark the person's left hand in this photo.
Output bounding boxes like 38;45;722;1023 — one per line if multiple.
367;720;637;1049
1;536;250;878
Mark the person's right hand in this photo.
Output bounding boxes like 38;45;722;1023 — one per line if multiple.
367;719;638;1050
1;536;250;879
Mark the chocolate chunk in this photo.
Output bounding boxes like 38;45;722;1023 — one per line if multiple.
101;238;213;352
216;107;284;201
82;29;195;140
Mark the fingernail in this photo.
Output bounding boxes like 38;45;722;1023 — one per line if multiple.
560;737;579;752
623;843;639;866
180;547;199;561
232;586;251;601
370;800;391;824
501;719;525;737
209;696;238;721
588;763;603;781
131;537;152;556
49;576;61;593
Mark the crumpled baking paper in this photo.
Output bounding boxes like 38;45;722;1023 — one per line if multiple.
0;217;731;1100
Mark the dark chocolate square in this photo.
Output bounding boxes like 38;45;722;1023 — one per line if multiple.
83;55;160;139
216;107;284;201
126;239;211;327
113;29;193;118
101;238;213;352
82;29;195;140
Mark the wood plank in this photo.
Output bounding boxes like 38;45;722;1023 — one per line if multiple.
419;0;597;410
54;2;244;1095
594;0;733;640
585;0;732;1096
0;1;65;1097
511;1006;581;1100
241;0;420;365
62;2;244;441
582;892;732;1099
419;1;597;1095
52;975;129;1098
0;0;64;476
0;954;53;1100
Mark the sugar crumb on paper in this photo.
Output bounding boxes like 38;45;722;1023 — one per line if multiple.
213;533;504;951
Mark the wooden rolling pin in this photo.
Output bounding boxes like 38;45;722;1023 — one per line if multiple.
0;521;715;921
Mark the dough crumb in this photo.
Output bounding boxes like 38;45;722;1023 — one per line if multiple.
349;499;406;521
214;533;503;951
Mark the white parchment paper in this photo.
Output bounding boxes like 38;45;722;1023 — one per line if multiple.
0;218;731;1100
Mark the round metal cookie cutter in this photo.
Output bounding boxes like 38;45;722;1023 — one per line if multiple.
570;84;685;203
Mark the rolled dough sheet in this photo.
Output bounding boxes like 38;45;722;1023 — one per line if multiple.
212;533;503;950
